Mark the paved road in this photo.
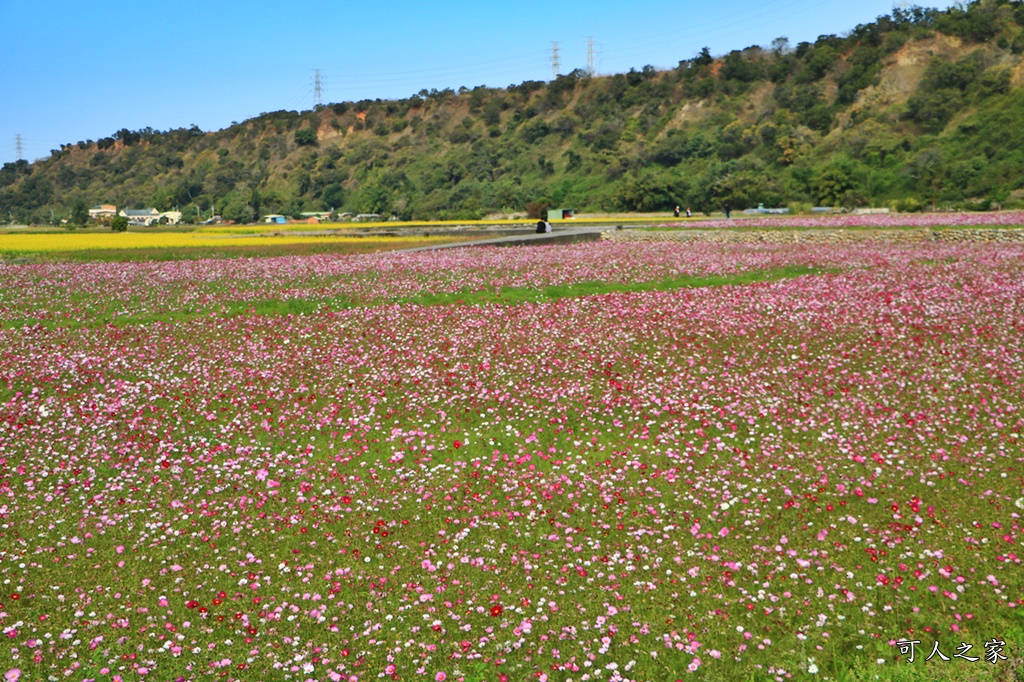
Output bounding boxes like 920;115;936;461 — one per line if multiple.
400;225;621;252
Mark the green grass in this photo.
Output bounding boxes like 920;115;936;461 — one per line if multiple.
1;264;822;331
403;264;820;306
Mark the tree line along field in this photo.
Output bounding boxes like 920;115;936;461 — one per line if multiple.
0;239;1022;681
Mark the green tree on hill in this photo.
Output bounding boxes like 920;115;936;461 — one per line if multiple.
70;199;89;228
295;128;318;146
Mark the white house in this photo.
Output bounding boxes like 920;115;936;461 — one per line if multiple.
89;204;117;219
121;208;160;226
119;208;181;226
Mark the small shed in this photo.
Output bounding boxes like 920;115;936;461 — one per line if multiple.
547;208;576;221
262;214;287;224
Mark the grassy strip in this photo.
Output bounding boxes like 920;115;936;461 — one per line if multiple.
3;265;820;331
402;264;820;307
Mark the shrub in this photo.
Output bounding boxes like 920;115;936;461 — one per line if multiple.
891;196;924;212
294;128;318;146
525;200;551;219
110;216;128;232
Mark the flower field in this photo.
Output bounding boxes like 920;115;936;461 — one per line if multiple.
1;240;1022;681
675;211;1024;230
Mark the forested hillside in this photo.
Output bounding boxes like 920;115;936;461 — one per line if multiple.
4;0;1024;224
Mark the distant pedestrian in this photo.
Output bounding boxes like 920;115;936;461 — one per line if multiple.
536;219;552;234
686;206;692;218
674;205;681;217
724;203;732;219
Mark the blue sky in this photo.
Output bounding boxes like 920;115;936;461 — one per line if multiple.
0;0;954;166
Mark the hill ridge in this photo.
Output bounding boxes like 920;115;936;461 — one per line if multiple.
3;0;1024;224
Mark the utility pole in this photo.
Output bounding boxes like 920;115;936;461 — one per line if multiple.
15;134;24;160
312;69;324;107
549;41;561;79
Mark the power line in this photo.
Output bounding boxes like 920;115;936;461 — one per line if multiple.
314;0;845;97
593;0;851;66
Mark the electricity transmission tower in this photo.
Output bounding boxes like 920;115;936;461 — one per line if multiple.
312;69;324;107
549;41;561;78
586;37;598;76
15;134;24;160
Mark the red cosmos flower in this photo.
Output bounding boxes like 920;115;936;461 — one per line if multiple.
186;600;199;609
490;604;503;616
453;440;462;449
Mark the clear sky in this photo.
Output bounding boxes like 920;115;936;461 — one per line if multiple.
0;0;955;167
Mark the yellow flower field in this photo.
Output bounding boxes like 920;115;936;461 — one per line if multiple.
197;219;536;234
0;231;448;253
197;216;660;235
